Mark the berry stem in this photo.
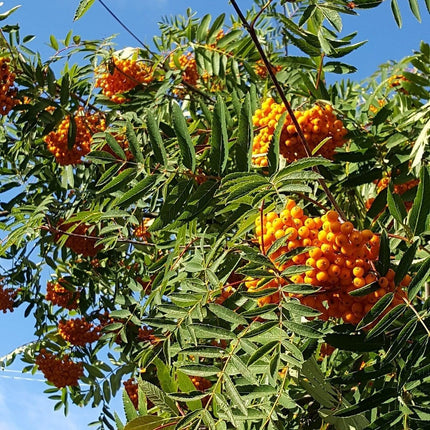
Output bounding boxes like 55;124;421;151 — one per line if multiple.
229;0;346;221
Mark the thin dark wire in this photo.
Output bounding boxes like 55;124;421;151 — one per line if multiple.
97;0;152;52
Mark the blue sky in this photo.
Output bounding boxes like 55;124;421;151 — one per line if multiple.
0;0;429;428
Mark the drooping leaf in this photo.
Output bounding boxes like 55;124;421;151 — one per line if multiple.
408;166;430;236
146;111;167;166
408;256;430;300
74;0;96;21
357;292;394;330
334;388;398;417
172;102;196;171
125;121;144;163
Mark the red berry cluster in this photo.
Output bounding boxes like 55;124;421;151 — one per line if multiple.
35;349;84;388
252;98;348;167
58;317;101;346
95;56;154;104
55;219;103;257
0;57;19;115
246;200;410;325
43;107;106;165
46;279;80;310
0;284;16;313
124;378;139;409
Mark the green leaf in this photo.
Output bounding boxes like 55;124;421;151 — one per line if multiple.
235;93;253;172
334;388;398;417
384;319;417;363
99;168;136;194
365;304;406;340
197;14;212;41
179;364;220;377
247;340;279;366
168;391;209;402
210;96;229;175
176;181;219;223
228;355;259;385
394;241;418;285
172;102;196;171
357;293;394;330
50;34;59;51
208;303;247;326
223;374;247;416
391;0;402;27
115;175;158;208
105;133;127;160
214;393;237;427
284;321;322;338
138;380;179;415
126;122;144;163
74;0;96;21
282;301;322;317
408;257;430;300
273;157;332;182
125;416;175;430
348;281;379;297
376;231;390;276
408;0;421;21
387;183;407;224
325;329;384;352
146;111;167;166
191;324;236;340
268;112;286;175
175;410;203;430
408;166;430;236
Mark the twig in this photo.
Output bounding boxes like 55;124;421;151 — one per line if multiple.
97;0;153;54
402;297;430;338
229;0;346;220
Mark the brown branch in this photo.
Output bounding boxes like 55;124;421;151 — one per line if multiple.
229;0;346;220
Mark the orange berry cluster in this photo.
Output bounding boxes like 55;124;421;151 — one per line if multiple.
55;219;103;257
388;74;408;88
0;284;16;313
252;98;348;167
95;56;154;104
0;57;19;115
58;317;101;346
44;108;106;165
46;279;80;310
134;218;152;241
254;59;282;79
169;52;199;87
247;199;409;325
376;175;419;195
35;349;84;388
366;175;419;211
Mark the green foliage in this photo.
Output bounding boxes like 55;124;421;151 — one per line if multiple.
1;1;430;430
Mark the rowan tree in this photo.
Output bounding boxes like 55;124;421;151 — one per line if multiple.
1;1;430;429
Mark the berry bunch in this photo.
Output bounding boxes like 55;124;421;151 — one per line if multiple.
134;218;152;241
0;57;19;115
124;378;139;409
46;279;80;310
254;59;282;79
95;56;154;103
169;52;199;88
44;108;106;165
35;349;84;388
252;98;348;167
247;199;410;325
366;174;419;211
55;219;103;257
58;317;101;346
0;284;16;313
388;74;409;90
